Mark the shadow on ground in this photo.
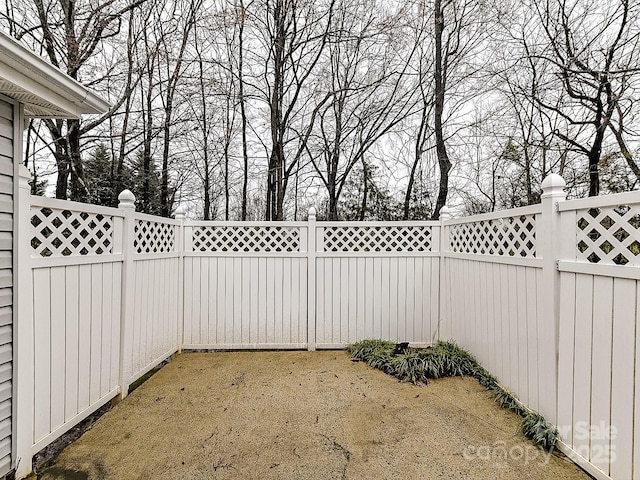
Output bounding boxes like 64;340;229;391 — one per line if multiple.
36;351;590;480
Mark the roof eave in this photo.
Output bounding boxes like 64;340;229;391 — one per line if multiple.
0;33;111;118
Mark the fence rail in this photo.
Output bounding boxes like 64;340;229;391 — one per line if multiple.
13;174;640;480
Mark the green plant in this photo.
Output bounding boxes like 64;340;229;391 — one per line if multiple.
347;339;558;451
522;412;558;451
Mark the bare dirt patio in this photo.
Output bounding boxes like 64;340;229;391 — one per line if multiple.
35;351;590;480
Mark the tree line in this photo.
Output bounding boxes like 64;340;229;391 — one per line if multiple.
3;0;639;220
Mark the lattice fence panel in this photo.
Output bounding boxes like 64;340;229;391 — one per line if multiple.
323;226;432;252
134;220;175;254
192;226;300;252
576;205;640;266
30;207;114;257
449;214;537;258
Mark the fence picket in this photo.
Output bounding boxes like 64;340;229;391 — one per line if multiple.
64;266;79;422
525;267;538;412
610;278;635;480
590;276;613;473
634;285;640;480
572;274;593;455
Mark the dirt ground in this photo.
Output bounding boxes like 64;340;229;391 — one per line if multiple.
36;351;590;480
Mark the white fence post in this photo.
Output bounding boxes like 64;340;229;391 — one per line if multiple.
307;207;317;351
117;190;136;401
175;206;185;353
14;166;34;479
436;206;453;342
537;174;566;424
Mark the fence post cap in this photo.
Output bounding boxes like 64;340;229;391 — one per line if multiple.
541;173;566;196
308;206;317;219
18;165;31;188
174;205;186;220
118;189;136;209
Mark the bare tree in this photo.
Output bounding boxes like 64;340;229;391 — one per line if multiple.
139;8;161;214
24;0;146;200
403;0;434;219
237;0;251;219
531;0;640;196
432;0;489;218
308;0;420;220
190;15;216;219
250;0;336;220
157;0;203;215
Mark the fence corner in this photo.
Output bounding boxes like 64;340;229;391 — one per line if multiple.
174;205;185;353
307;207;317;351
538;173;567;424
117;190;136;401
436;205;453;343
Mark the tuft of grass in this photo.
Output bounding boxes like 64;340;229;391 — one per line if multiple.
347;339;395;358
348;340;481;383
522;412;558;451
347;339;558;451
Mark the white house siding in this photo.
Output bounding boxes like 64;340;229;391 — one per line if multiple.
0;97;13;476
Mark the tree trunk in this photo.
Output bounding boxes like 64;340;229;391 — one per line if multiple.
239;0;249;220
142;71;154;213
588;100;609;197
360;160;369;221
265;0;288;221
224;114;230;221
46;119;70;199
161;101;172;216
116;9;136;199
404;112;427;220
588;149;600;197
203;168;211;220
68;118;88;202
432;0;451;220
328;178;338;221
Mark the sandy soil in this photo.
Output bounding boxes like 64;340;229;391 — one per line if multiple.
36;351;590;480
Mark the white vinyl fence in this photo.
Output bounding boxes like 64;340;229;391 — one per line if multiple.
124;211;181;384
440;204;547;417
182;221;310;349
555;194;640;480
12;171;640;480
28;198;124;453
440;175;640;480
15;188;182;477
314;222;440;348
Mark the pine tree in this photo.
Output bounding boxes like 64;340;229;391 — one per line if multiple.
84;144;117;206
130;150;162;215
339;163;401;221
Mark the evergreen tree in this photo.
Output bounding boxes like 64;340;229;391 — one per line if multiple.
339;163;401;221
84;144;118;206
130;150;163;215
28;177;47;196
83;145;166;214
406;175;433;220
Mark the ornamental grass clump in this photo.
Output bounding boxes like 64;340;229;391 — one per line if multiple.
522;412;559;452
346;339;559;451
347;340;479;382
